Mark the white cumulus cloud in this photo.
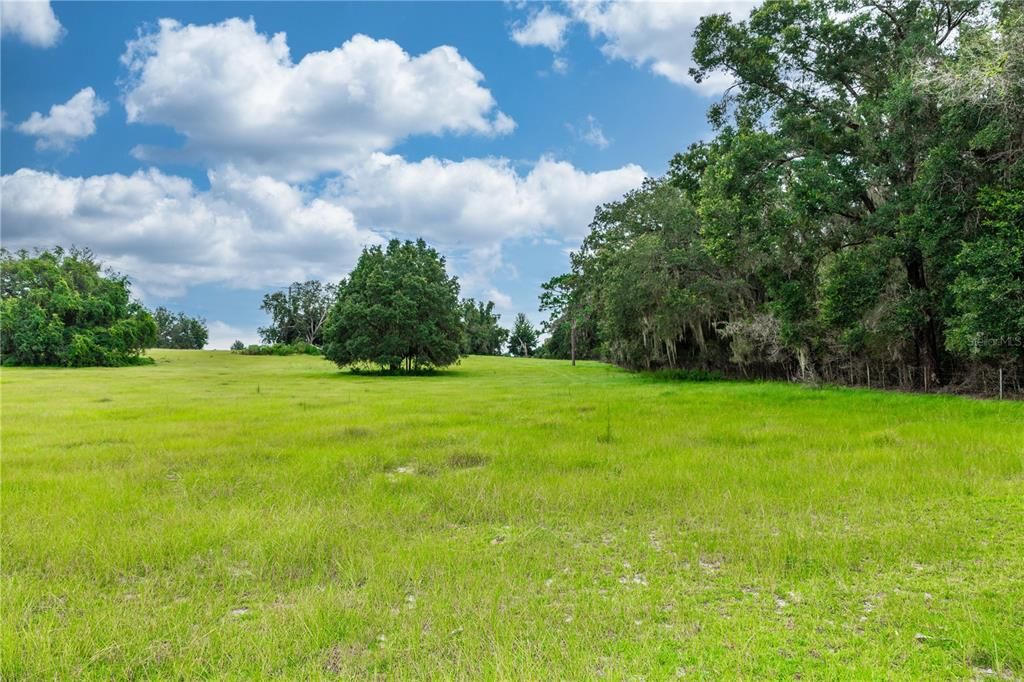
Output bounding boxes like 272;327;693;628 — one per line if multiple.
509;1;757;94
0;167;383;296
120;18;515;180
0;0;63;48
332;153;646;246
16;87;108;150
511;6;570;51
1;154;644;301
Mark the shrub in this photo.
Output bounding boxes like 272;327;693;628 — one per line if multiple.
236;342;321;356
1;248;156;367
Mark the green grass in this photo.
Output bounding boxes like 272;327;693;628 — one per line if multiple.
2;351;1022;679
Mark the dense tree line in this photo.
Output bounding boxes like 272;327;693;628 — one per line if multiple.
1;248;156;366
152;307;208;349
540;0;1023;394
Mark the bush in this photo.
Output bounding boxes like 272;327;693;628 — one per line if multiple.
236;341;321;356
1;247;156;367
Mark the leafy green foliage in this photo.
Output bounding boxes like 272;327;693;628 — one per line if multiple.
548;1;1022;391
946;189;1024;362
643;368;725;383
507;313;539;357
538;273;599;361
460;298;509;355
152;306;208;349
235;341;322;356
259;280;337;346
547;178;746;372
0;248;156;366
323;239;462;371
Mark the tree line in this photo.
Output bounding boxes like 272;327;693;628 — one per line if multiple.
250;240;539;368
6;2;1019;391
1;243;539;368
537;0;1023;394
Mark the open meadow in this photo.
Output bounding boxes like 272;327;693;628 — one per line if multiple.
2;351;1023;679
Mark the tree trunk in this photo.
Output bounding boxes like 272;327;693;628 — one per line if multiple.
570;318;577;367
905;248;943;389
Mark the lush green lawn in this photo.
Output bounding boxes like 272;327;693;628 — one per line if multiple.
2;351;1022;679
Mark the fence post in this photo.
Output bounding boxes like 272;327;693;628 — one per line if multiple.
999;367;1004;400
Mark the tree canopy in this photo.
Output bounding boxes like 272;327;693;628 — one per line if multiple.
541;0;1023;392
323;239;463;371
538;273;599;363
259;280;337;347
1;248;156;366
508;313;539;357
460;298;509;355
152;307;208;349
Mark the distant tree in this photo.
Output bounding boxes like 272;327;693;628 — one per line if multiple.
538;313;599;363
235;341;321;356
259;280;337;346
539;273;598;365
508;313;539;357
460;298;509;355
0;247;156;366
152;306;208;349
323;239;462;371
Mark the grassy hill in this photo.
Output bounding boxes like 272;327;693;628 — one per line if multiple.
3;351;1022;678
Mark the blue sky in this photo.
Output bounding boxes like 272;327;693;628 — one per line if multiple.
1;0;742;347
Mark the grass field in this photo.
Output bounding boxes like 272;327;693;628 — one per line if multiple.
2;351;1022;679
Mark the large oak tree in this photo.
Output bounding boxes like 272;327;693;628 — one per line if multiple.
323;239;462;371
